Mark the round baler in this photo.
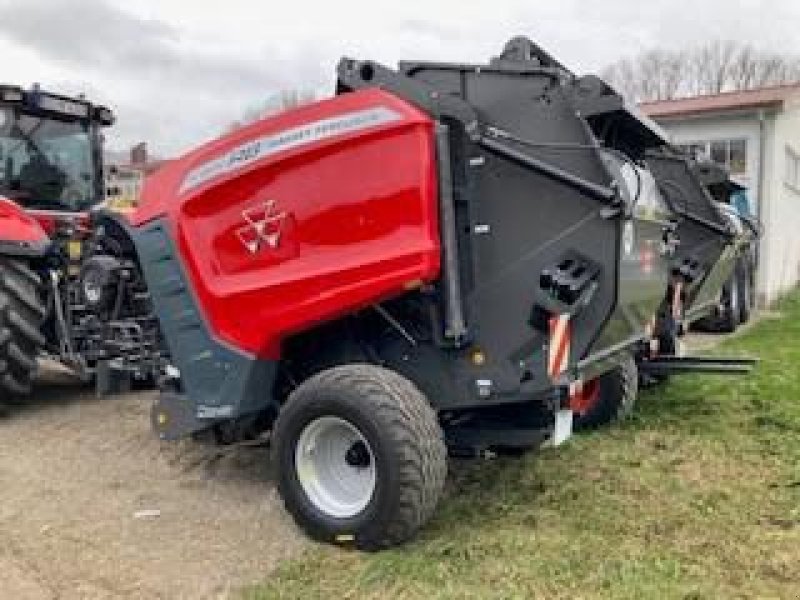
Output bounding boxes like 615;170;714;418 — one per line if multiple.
0;38;756;548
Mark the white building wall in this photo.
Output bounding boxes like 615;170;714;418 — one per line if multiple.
650;97;800;307
761;102;800;304
656;111;763;209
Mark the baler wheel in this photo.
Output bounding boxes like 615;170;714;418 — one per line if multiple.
272;364;447;550
737;260;753;325
718;273;742;333
0;258;45;400
572;354;638;430
698;268;742;334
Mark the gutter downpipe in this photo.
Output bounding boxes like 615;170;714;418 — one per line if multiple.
756;109;766;307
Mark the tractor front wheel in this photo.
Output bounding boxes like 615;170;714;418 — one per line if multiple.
273;364;447;550
0;258;46;399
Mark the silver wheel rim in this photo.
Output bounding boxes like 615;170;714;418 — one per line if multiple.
295;416;376;519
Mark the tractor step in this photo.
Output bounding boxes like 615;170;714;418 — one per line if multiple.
640;355;757;375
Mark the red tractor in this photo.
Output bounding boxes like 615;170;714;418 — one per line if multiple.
0;38;754;549
0;84;160;397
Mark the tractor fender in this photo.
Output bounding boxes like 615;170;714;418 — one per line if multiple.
0;197;50;257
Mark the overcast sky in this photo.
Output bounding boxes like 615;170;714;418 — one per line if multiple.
2;0;799;158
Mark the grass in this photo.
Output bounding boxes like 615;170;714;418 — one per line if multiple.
245;294;800;599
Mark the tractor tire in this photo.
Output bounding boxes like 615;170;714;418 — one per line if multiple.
572;354;638;431
273;364;447;550
0;258;45;399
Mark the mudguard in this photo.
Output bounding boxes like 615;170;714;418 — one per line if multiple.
0;196;50;256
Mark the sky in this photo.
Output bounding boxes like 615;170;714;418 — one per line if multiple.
1;0;799;158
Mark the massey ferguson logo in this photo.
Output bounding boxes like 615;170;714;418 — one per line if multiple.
236;200;288;255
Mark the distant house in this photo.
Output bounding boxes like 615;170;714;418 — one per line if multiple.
105;142;171;208
641;84;800;306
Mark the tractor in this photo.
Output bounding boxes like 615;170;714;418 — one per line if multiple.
0;38;755;549
0;84;161;399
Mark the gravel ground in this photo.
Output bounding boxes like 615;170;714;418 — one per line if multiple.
0;365;306;600
1;322;762;599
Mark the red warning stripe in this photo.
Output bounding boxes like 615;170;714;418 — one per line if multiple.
548;314;571;381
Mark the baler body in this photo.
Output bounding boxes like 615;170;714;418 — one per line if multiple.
131;46;675;435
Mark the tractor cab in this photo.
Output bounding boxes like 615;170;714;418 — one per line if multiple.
0;84;114;213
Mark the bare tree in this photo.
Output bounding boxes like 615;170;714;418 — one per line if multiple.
695;40;739;95
603;40;800;103
638;50;684;100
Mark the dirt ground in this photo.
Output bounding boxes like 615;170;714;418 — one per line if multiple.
0;325;756;600
0;365;306;600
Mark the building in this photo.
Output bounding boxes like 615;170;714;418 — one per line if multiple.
104;143;171;208
640;84;800;306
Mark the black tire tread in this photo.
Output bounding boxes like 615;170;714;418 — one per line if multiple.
1;272;46;319
738;260;753;324
0;258;45;400
5;259;41;286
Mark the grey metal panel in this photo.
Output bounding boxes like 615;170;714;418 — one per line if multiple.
645;154;738;319
132;219;276;421
401;61;667;396
646;154;729;231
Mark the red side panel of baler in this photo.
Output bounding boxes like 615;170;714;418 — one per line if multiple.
132;89;440;359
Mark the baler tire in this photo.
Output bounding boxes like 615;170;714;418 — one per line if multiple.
718;274;741;333
573;354;638;431
0;258;45;401
738;261;753;324
273;364;447;550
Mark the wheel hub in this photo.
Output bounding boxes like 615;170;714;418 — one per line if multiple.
295;416;376;519
345;440;371;468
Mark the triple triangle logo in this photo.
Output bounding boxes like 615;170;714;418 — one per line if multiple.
235;200;288;255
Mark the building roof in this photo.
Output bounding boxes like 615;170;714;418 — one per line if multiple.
639;83;800;119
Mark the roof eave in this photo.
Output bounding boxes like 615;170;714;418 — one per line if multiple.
643;99;784;120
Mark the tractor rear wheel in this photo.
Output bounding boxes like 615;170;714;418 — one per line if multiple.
572;354;638;430
0;258;46;400
273;364;447;550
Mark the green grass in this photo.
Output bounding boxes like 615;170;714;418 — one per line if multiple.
246;294;800;599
